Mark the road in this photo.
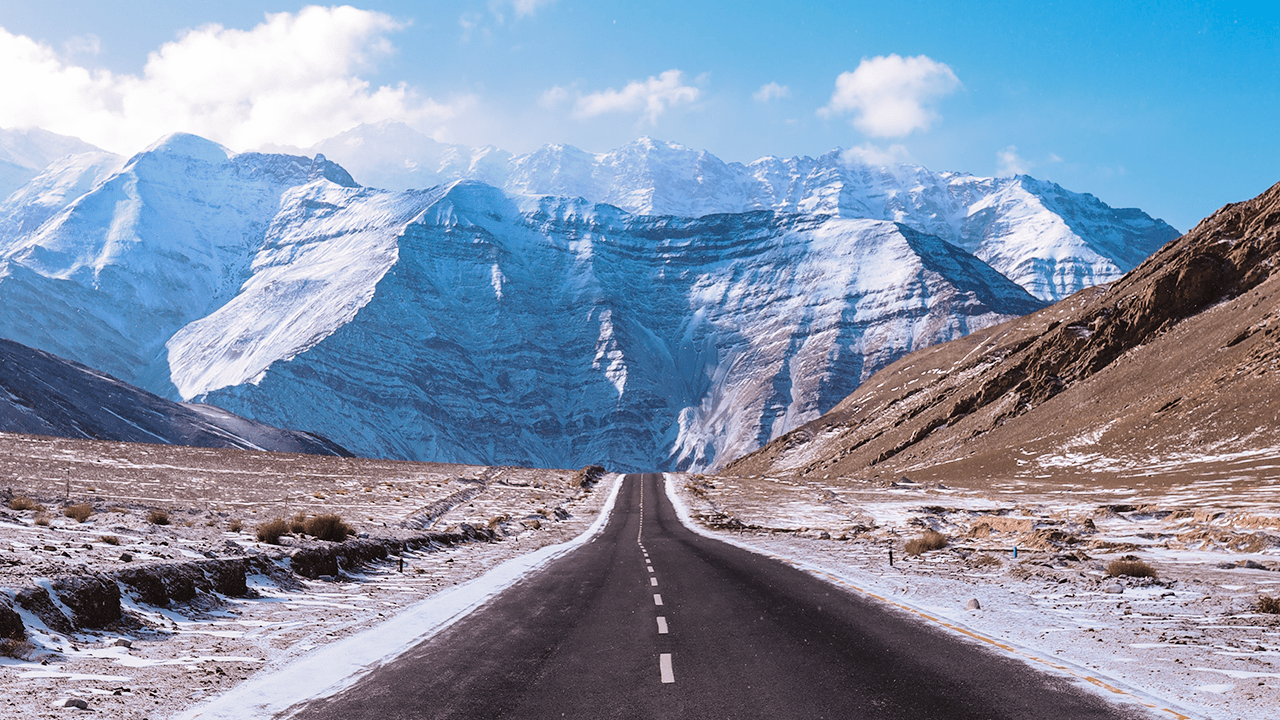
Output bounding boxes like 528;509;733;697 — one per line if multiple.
286;473;1144;719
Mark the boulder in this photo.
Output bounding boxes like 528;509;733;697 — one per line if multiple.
965;598;982;610
0;600;25;640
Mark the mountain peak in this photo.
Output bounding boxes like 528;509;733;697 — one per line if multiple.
140;133;232;165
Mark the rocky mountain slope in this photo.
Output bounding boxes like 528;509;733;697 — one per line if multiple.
0;338;349;455
173;181;1042;470
0;129;1179;471
725;180;1280;484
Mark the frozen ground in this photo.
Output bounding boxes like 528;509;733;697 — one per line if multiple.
669;471;1280;720
0;432;616;719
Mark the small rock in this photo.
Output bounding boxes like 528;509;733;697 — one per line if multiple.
63;698;88;709
119;552;133;562
966;598;981;610
1103;584;1124;594
113;638;132;648
817;531;831;540
1240;560;1267;570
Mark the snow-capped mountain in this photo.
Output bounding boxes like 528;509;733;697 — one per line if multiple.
0;127;106;200
169;179;1043;470
0;128;1176;470
0;338;349;456
0;133;353;391
294;124;1179;302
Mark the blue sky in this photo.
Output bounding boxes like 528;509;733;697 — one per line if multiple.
0;1;1276;231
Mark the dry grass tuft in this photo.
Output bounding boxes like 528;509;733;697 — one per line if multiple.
8;496;43;512
98;535;120;546
290;512;308;535
147;509;170;525
1257;595;1280;614
970;553;1001;568
256;518;289;544
63;503;93;523
1106;558;1158;578
33;514;50;527
905;529;949;556
227;519;243;533
304;513;351;542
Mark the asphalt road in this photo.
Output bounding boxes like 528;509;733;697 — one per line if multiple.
286;473;1145;719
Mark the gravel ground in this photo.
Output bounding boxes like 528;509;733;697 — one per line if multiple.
0;431;614;719
671;472;1280;720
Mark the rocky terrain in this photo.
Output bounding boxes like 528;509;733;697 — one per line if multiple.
726;179;1280;486
671;472;1280;720
0;430;611;718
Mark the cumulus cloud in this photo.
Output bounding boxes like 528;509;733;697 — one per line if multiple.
0;6;469;154
563;70;701;124
753;82;790;103
841;142;911;167
819;54;960;138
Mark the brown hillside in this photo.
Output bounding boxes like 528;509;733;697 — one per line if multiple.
724;180;1280;488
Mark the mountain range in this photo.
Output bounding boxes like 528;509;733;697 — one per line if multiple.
0;124;1179;470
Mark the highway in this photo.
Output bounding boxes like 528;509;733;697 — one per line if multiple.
287;473;1143;719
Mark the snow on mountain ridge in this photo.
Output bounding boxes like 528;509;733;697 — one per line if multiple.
295;125;1178;302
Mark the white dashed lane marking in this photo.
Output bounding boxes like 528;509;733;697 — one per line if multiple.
650;577;657;586
659;653;674;683
653;594;663;606
647;566;654;573
656;617;668;634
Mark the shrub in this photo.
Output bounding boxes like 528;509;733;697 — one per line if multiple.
905;530;949;556
8;496;43;512
970;553;1001;568
227;519;243;533
63;503;93;523
33;514;50;527
304;513;351;542
0;638;34;660
147;509;170;525
1257;595;1280;614
256;518;289;544
1106;558;1158;578
290;512;308;535
99;535;120;546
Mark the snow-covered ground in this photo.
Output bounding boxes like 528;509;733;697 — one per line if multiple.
669;472;1280;720
0;432;618;719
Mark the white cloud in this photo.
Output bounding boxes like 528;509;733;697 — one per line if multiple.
996;146;1063;177
753;82;789;103
0;6;470;154
841;142;911;167
818;54;960;138
511;0;557;17
997;145;1029;176
567;70;700;124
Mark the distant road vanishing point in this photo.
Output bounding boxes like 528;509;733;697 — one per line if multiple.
287;473;1143;719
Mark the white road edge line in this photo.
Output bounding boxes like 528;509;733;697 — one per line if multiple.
656;617;668;634
176;473;628;720
660;473;1198;720
659;653;674;683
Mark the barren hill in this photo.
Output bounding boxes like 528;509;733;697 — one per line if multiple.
725;180;1280;488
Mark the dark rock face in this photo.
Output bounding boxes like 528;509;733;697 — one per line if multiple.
50;574;121;628
291;539;390;580
15;586;74;635
0;600;24;640
117;558;257;607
